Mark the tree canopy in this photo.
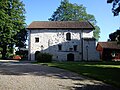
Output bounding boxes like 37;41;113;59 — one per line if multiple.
49;0;100;41
108;30;120;42
0;0;27;59
107;0;120;16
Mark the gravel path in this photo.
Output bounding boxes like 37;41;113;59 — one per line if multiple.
0;61;119;90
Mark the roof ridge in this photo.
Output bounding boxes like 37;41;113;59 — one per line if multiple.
32;21;88;22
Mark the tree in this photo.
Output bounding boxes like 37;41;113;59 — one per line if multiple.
0;0;26;59
14;27;27;48
49;0;100;40
107;0;120;16
108;30;120;42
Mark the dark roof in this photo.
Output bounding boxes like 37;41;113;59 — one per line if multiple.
97;42;120;50
27;21;95;30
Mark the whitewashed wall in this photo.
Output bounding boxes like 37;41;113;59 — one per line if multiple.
83;39;100;61
28;29;99;61
83;30;93;38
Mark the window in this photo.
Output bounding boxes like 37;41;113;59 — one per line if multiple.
66;33;71;40
35;37;39;43
69;48;73;51
73;45;77;51
58;45;62;51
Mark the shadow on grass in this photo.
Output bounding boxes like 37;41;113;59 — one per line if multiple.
41;62;120;89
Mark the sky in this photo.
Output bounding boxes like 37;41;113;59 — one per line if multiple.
23;0;120;42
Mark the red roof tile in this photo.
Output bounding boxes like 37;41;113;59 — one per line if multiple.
27;21;94;30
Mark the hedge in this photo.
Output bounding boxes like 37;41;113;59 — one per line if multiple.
35;52;52;62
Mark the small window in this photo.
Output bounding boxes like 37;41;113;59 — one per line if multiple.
69;48;73;51
73;45;77;51
66;33;71;40
58;45;62;51
35;37;39;43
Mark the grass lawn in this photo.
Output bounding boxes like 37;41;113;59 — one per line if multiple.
38;61;120;88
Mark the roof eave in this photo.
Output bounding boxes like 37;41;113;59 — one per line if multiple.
26;28;94;30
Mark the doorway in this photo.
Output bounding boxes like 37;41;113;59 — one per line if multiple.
67;53;74;61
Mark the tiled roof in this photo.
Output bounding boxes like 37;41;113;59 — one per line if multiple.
98;42;120;50
27;21;94;30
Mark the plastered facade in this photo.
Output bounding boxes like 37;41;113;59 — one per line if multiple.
28;29;99;61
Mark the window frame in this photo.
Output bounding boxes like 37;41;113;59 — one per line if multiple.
73;45;77;51
66;32;71;41
35;37;39;43
58;45;62;51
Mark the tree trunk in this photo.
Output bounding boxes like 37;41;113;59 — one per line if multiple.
1;45;7;59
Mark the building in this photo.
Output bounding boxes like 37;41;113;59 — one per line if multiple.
96;42;120;61
27;21;99;61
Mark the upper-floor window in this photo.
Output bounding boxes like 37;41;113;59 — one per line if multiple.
66;33;71;41
35;37;39;43
58;45;62;51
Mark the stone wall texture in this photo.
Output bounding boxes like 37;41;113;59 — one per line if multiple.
28;29;100;61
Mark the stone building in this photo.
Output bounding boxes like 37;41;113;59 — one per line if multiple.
27;21;99;61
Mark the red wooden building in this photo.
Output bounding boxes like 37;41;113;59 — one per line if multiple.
96;42;120;61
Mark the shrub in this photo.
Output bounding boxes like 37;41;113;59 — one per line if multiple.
36;52;52;62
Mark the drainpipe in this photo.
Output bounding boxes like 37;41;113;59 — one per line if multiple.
29;29;31;61
86;45;89;61
81;30;83;61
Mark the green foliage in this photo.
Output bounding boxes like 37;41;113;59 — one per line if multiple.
0;47;2;52
36;52;52;63
15;28;27;48
108;30;120;42
49;0;100;41
93;26;100;41
0;0;26;59
107;0;120;16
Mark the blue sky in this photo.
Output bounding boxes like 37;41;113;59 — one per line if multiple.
23;0;120;41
